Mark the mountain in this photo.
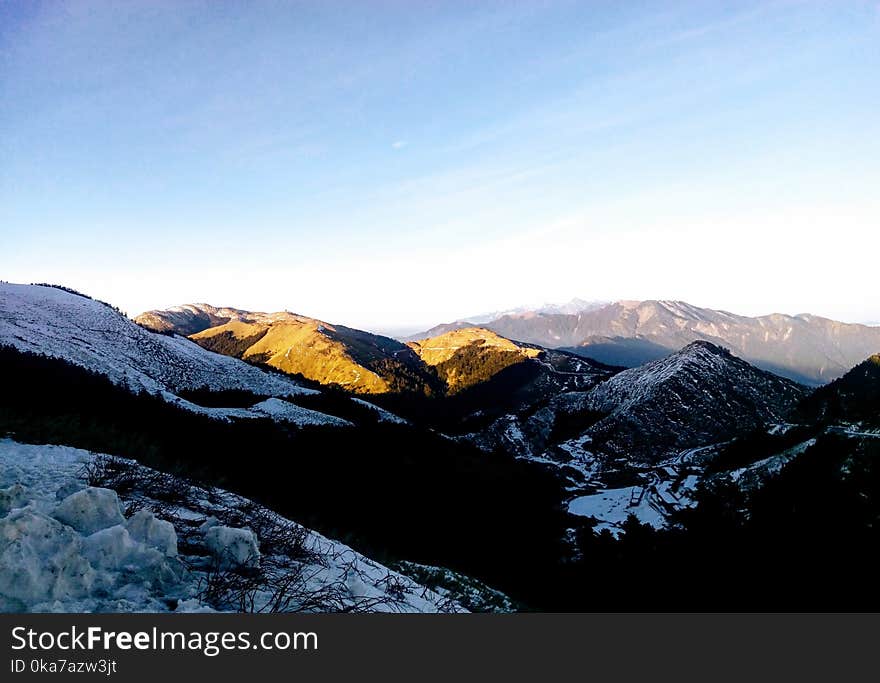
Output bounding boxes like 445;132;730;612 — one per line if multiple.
795;354;880;428
468;341;807;471
576;341;808;463
414;300;880;385
457;298;608;326
406;327;543;394
536;298;609;316
460;341;811;539
138;305;440;395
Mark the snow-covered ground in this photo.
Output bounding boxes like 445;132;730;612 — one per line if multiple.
0;439;461;613
250;398;353;427
156;394;354;427
568;486;666;534
0;283;316;398
351;398;410;425
566;470;701;536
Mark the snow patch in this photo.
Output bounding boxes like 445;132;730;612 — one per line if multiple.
204;526;260;570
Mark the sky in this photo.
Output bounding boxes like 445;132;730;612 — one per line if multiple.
1;0;879;332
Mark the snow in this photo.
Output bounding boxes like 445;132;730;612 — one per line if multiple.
0;508;96;608
125;510;178;557
587;342;734;413
250;398;353;427
204;526;260;569
0;484;28;515
767;423;796;436
158;395;356;427
0;439;462;613
81;525;173;577
52;487;125;534
567;486;666;535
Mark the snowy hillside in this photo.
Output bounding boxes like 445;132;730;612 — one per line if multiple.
468;341;804;466
0;283;315;399
570;341;806;462
0;439;461;613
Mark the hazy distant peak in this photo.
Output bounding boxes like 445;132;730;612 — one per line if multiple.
460;298;608;324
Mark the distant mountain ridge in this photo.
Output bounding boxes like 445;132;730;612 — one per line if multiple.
411;300;880;385
454;298;609;326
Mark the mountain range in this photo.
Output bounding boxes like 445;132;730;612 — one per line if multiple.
4;282;880;609
135;304;614;401
411;299;880;385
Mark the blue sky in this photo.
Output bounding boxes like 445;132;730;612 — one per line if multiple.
2;1;879;331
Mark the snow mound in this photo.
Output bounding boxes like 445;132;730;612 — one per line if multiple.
0;481;186;612
83;525;167;575
125;510;178;557
0;507;95;610
53;487;125;534
204;526;260;569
